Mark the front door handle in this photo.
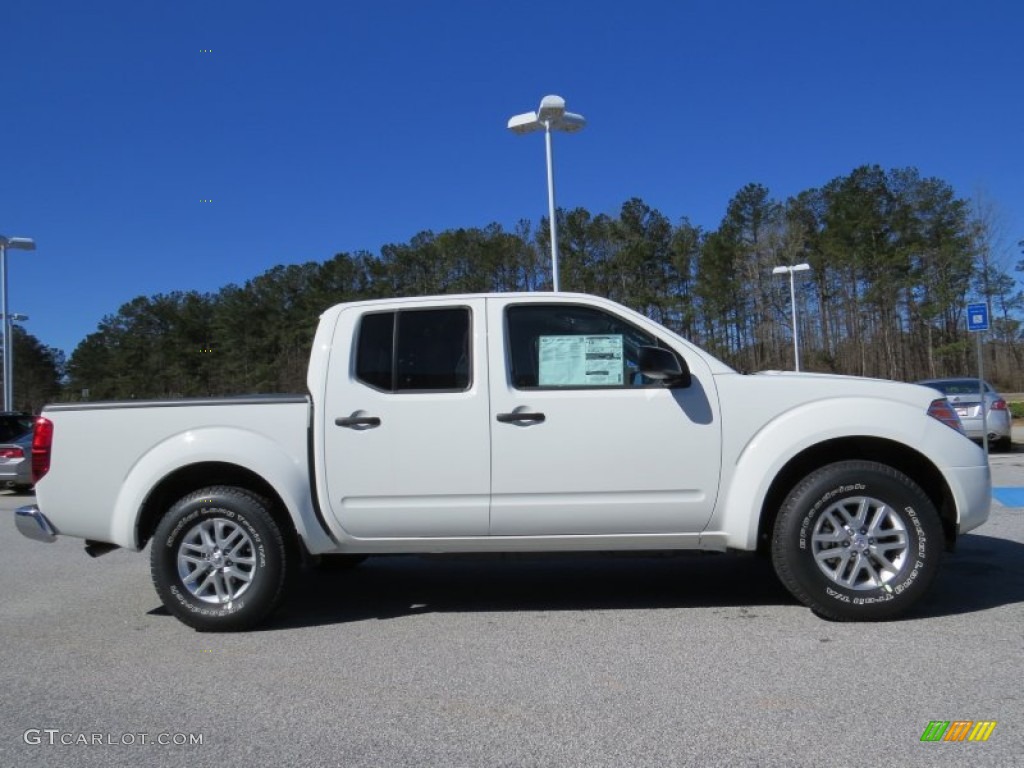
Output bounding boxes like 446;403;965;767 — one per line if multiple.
335;416;381;429
496;411;546;424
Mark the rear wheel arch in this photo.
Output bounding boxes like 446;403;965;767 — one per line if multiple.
756;437;957;555
136;462;304;562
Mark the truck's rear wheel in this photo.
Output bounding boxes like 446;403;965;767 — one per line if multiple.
771;460;942;621
150;486;290;631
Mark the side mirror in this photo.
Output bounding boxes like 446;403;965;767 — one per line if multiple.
638;346;691;388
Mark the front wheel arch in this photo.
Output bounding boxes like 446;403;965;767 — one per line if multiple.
756;437;957;555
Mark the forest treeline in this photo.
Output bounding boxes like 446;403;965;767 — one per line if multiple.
10;164;1024;409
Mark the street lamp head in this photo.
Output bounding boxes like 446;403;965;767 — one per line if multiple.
537;94;566;121
773;263;811;275
538;95;586;132
553;111;586;133
507;111;543;134
0;235;36;251
508;96;586;134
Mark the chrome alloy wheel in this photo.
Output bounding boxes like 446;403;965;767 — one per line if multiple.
810;496;910;590
176;517;257;604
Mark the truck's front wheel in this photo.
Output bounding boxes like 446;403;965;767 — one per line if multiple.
150;486;290;631
771;461;943;621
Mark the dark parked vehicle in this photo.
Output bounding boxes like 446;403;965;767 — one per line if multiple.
916;378;1012;451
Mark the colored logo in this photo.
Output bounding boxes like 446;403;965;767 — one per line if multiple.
921;721;996;742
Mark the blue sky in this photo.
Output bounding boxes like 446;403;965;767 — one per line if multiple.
3;0;1022;357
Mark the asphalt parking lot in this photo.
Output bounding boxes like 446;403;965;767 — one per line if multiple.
2;449;1022;768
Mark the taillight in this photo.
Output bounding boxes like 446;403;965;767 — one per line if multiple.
927;399;965;434
0;446;25;459
31;416;53;483
991;399;1008;411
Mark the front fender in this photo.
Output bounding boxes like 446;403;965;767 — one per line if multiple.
108;426;333;553
714;397;985;550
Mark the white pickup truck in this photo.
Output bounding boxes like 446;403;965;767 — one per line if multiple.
16;292;990;630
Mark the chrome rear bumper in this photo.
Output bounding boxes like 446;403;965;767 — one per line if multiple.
15;505;58;543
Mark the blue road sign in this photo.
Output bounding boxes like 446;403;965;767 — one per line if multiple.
967;302;989;332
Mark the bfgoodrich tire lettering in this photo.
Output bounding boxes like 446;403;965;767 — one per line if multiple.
771;460;943;621
150;486;290;631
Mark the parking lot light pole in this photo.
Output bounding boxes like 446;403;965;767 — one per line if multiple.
772;263;811;372
508;95;586;292
0;235;36;411
3;313;29;411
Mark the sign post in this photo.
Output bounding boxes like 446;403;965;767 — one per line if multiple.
967;302;990;451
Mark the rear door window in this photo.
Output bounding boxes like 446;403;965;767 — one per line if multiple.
355;308;471;393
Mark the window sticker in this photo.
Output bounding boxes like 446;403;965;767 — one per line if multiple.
538;334;624;386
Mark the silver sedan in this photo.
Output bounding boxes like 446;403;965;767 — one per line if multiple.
0;412;34;492
917;377;1012;451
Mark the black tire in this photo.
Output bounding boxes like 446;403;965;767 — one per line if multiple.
150;486;290;631
993;437;1012;453
771;460;943;621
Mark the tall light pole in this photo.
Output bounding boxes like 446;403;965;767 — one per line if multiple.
772;263;811;372
0;235;36;411
508;95;586;292
4;314;29;411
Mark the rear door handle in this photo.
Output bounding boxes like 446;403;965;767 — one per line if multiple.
496;411;545;424
335;416;381;428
